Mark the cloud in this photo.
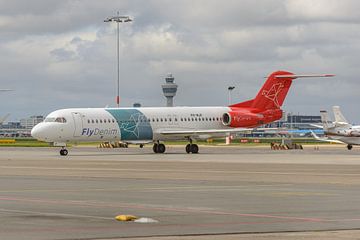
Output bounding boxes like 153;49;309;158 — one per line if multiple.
0;0;360;122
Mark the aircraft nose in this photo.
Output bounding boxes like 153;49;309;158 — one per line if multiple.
31;123;44;140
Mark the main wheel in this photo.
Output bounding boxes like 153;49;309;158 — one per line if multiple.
153;144;158;153
158;143;166;153
347;144;353;150
60;149;68;156
190;144;199;154
186;144;191;154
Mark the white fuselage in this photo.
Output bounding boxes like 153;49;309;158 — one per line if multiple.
325;125;360;145
31;107;233;144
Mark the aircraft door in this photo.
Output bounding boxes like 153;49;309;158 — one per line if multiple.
72;112;83;137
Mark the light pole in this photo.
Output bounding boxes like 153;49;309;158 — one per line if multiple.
228;86;235;105
104;12;132;108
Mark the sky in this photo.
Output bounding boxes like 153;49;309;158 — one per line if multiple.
1;0;360;122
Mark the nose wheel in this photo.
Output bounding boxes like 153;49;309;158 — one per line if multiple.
347;144;353;150
60;148;68;156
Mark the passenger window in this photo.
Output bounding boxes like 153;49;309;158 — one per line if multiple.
87;120;90;124
100;120;102;123
96;120;98;123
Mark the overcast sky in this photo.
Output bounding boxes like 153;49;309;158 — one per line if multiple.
1;0;360;122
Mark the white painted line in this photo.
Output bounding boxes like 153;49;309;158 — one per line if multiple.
0;208;113;220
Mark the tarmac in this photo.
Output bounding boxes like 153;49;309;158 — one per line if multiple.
0;145;360;240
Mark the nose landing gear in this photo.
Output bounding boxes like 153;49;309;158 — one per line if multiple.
60;147;68;156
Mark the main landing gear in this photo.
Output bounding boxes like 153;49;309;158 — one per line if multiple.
153;142;166;153
60;147;68;156
186;138;199;154
347;144;353;150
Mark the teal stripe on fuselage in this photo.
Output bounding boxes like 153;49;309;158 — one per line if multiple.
106;109;153;141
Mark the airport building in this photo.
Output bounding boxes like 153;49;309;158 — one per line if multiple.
0;115;44;137
247;113;322;137
20;115;44;130
162;73;178;107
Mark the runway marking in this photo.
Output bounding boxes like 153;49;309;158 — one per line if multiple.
0;196;327;223
0;184;292;193
0;208;113;220
1;166;359;177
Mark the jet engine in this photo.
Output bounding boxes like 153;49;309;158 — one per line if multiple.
222;109;282;128
222;111;262;128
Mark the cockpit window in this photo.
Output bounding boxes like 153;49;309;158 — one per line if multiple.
44;117;56;122
55;117;67;123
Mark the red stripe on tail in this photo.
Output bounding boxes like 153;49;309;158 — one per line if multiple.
230;70;294;110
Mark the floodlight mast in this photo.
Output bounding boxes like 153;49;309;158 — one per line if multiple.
228;86;235;105
104;12;132;107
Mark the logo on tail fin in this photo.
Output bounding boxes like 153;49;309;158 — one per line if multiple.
261;82;284;108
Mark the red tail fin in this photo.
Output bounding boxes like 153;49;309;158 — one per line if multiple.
230;70;294;110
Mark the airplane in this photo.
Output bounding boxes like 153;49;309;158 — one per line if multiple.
311;106;360;150
31;70;334;156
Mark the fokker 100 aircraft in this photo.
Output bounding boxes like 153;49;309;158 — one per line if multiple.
31;71;333;155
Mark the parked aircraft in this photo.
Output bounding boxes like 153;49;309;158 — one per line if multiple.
31;70;333;155
311;106;360;150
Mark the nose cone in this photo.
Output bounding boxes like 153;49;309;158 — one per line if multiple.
31;123;45;141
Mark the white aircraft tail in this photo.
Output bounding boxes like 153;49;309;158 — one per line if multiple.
332;106;348;124
320;110;333;130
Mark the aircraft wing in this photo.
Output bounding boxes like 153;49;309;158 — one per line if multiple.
310;131;343;144
159;128;252;136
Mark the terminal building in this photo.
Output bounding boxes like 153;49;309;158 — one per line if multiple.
0;115;44;137
247;112;323;137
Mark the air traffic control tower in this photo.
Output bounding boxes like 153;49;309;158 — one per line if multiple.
162;73;178;107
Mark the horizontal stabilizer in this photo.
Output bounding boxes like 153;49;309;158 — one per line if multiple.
275;74;335;79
